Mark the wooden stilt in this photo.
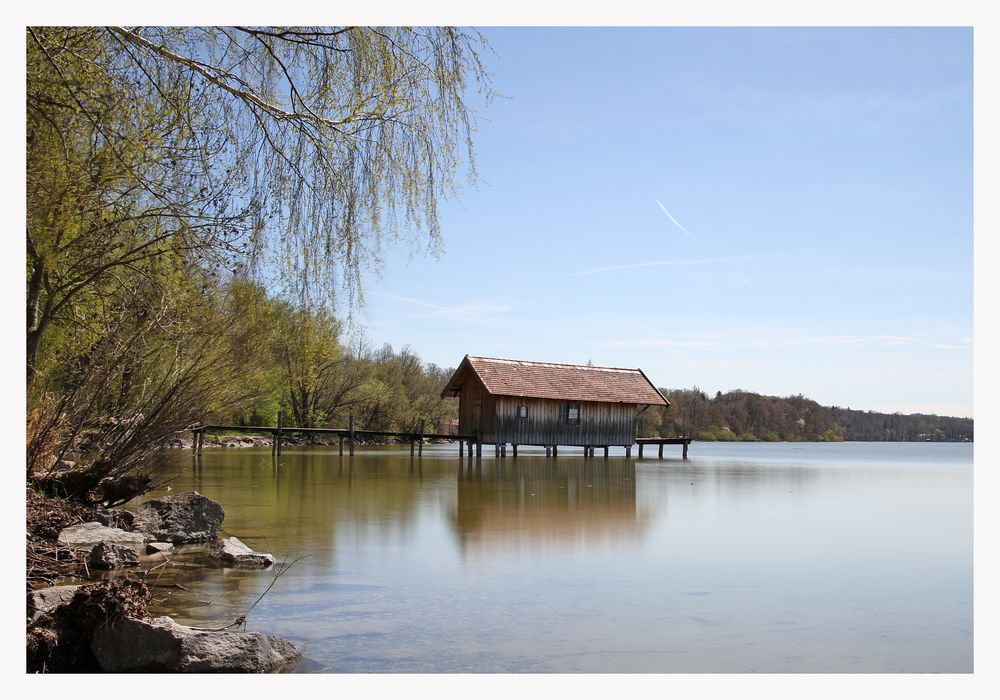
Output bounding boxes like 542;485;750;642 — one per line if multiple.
625;445;632;459
658;443;664;459
418;419;425;457
545;446;551;458
683;441;689;459
339;435;344;456
638;443;644;458
552;445;558;458
349;413;355;456
495;443;500;458
604;446;609;459
476;440;482;458
468;441;473;459
459;440;464;457
276;410;283;456
512;444;518;458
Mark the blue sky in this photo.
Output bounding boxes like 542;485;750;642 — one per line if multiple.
357;27;972;417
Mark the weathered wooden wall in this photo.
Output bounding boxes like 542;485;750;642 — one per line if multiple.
492;397;637;446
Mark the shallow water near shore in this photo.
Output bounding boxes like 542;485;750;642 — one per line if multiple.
98;441;971;672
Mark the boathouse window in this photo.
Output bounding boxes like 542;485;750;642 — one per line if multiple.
565;403;580;426
517;405;528;418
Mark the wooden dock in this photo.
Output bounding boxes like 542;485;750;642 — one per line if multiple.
192;412;475;458
636;437;692;459
191;412;691;460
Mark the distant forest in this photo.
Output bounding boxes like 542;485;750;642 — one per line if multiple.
637;388;973;442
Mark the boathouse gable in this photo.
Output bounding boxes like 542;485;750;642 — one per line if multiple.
441;355;668;448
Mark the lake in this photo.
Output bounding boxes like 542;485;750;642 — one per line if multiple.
122;441;972;673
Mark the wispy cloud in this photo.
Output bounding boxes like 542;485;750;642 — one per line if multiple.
655;199;709;251
375;293;511;319
595;335;972;351
600;339;723;349
572;248;832;277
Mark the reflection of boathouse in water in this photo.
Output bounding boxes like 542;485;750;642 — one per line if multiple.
450;461;648;551
441;355;669;457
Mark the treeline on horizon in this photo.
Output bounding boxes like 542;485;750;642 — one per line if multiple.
636;388;973;443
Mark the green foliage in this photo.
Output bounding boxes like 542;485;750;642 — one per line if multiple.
697;431;717;441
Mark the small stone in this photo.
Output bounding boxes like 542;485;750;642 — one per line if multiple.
213;536;275;568
89;541;140;569
146;542;175;555
27;585;81;624
132;492;224;543
57;522;145;553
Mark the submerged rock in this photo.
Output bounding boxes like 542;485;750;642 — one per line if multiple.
213;537;275;568
132;491;224;543
88;541;140;569
146;541;175;555
56;522;145;553
90;616;301;672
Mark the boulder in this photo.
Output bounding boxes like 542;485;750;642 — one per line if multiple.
94;507;135;529
27;585;81;624
90;616;301;672
132;491;224;543
56;522;145;553
88;541;140;569
213;537;275;568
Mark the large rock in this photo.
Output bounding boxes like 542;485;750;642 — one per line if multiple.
88;541;140;569
56;522;145;553
213;537;275;568
132;491;224;543
27;585;81;624
90;616;301;672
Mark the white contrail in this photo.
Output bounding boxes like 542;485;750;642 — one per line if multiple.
655;199;709;251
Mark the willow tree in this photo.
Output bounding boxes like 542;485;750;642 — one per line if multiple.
27;26;490;383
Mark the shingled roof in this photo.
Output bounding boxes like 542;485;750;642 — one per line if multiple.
441;355;668;406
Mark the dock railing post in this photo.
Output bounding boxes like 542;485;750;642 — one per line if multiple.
276;410;283;456
349;414;355;456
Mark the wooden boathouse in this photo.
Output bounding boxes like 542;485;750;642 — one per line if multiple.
441;355;670;458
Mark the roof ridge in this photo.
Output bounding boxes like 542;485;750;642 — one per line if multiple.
466;355;641;373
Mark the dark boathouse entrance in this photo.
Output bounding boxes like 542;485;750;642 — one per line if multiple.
441;355;669;458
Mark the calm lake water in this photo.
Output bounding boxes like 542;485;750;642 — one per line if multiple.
118;441;972;673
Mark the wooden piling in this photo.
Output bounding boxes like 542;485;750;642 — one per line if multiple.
658;443;664;459
418;419;425;457
552;445;558;458
683;441;689;459
476;440;482;458
545;446;551;458
512;444;518;458
349;414;355;456
339;435;344;456
604;446;609;459
638;443;644;459
276;411;284;456
625;445;631;458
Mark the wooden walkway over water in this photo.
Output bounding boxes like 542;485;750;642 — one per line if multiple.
192;414;692;460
